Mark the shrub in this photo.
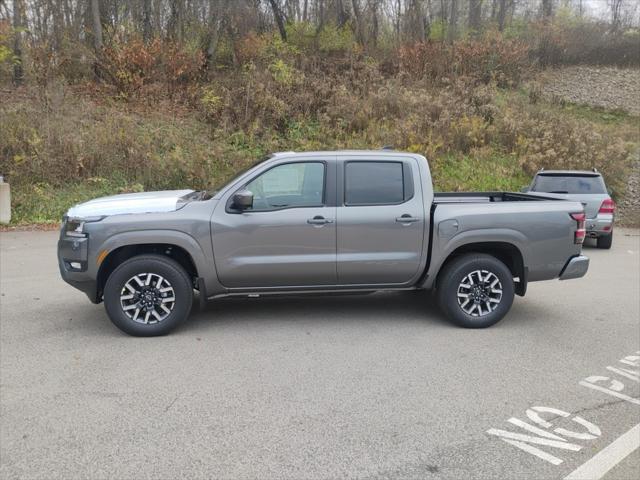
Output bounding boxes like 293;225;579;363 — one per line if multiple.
99;35;204;98
398;32;530;87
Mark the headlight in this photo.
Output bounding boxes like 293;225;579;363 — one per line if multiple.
63;216;104;237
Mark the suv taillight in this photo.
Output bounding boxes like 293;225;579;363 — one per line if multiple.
570;212;586;244
599;198;616;214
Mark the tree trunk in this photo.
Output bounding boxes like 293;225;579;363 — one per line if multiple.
447;0;458;43
12;0;23;86
395;0;401;40
413;0;426;42
142;0;152;42
497;0;507;31
371;0;379;47
168;1;184;42
468;0;483;31
52;0;65;52
90;0;102;50
205;0;223;70
541;0;553;22
610;0;623;32
336;0;348;28
351;0;364;44
268;0;287;42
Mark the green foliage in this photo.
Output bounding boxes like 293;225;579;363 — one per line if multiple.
0;22;18;82
286;22;317;51
431;154;529;192
317;23;357;53
428;20;446;41
268;59;297;86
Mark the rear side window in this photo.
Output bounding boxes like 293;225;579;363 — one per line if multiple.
531;175;606;194
345;161;410;205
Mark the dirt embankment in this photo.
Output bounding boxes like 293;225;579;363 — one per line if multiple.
539;66;639;226
538;66;640;115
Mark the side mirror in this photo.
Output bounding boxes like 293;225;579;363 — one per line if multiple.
233;190;253;210
607;187;613;196
520;186;529;193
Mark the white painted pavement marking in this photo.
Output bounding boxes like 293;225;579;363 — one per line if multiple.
563;423;640;480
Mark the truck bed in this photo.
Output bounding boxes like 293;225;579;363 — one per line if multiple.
433;192;561;204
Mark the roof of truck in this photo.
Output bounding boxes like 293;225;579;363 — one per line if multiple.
536;170;601;176
271;149;420;157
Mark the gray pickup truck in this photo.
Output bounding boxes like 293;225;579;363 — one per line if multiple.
58;150;589;336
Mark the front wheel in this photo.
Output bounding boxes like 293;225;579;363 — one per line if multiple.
436;253;515;328
104;254;194;336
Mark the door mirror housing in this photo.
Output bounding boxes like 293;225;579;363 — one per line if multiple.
520;186;529;193
233;190;254;210
607;187;613;196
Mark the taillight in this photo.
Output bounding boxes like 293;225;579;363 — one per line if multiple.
570;212;586;245
599;198;616;214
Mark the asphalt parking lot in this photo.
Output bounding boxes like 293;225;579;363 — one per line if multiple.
1;229;639;480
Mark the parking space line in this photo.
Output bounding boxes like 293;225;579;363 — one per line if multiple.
563;423;640;480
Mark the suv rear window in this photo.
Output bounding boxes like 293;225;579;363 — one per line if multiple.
531;174;606;194
345;161;406;205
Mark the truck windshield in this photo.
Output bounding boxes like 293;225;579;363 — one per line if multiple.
207;156;270;195
531;175;605;194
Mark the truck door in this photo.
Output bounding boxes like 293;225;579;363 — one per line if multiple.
211;158;337;288
336;156;425;285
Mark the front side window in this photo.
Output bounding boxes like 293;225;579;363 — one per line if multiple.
345;161;405;205
244;162;325;210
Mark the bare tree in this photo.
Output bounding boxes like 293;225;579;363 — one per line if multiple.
351;0;365;44
90;0;103;51
268;0;288;41
448;0;458;42
336;0;349;27
12;0;23;86
205;0;225;69
541;0;554;21
468;0;483;31
610;0;624;31
409;0;427;41
371;0;380;47
496;0;508;31
142;0;153;42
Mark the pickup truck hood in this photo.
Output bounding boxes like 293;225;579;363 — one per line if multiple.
66;190;195;218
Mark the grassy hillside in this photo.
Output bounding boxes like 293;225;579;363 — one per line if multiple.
1;32;638;225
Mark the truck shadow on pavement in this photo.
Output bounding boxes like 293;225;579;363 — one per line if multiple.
184;291;447;331
66;287;555;336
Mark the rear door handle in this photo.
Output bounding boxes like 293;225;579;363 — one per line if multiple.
396;215;420;224
307;216;334;225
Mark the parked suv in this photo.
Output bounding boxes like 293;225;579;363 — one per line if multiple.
59;151;589;336
524;169;615;249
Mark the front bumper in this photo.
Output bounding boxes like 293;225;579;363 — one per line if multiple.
58;233;100;303
559;255;590;281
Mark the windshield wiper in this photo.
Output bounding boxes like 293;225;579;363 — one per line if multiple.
549;190;569;194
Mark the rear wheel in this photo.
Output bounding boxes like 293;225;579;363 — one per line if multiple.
104;255;193;336
596;231;613;249
436;254;515;328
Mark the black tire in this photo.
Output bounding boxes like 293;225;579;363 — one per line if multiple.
596;231;613;249
436;253;515;329
104;254;193;336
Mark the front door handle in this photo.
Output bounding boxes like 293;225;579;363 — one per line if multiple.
396;215;420;224
307;216;334;225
